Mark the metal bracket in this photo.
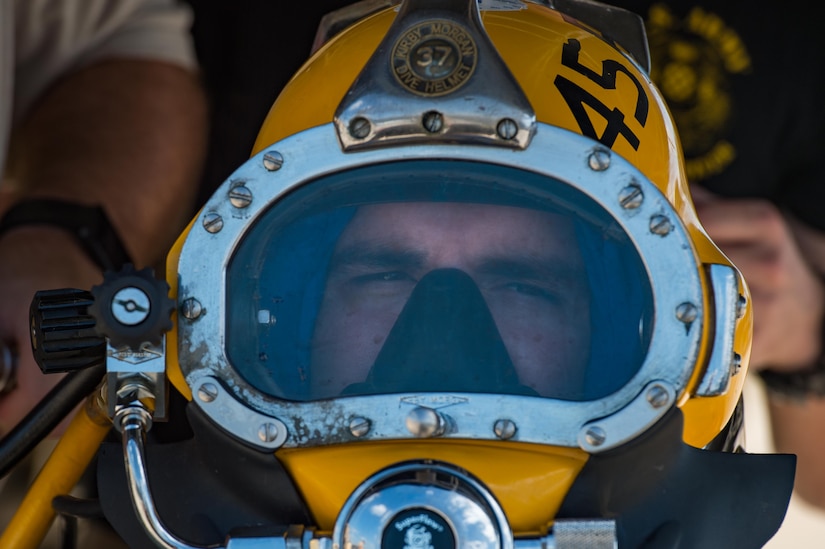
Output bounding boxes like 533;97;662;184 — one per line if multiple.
578;381;676;453
696;264;742;397
190;375;288;450
106;338;168;421
334;0;536;151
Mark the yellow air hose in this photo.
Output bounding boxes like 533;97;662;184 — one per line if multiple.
0;395;111;549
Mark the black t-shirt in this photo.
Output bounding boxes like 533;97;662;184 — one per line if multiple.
186;1;825;231
614;1;825;230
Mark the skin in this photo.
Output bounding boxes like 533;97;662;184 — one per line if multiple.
309;202;591;399
691;185;825;507
0;59;207;435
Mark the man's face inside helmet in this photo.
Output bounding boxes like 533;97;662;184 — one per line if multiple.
226;161;651;403
310;202;591;398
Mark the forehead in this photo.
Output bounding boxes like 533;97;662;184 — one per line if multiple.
337;202;579;251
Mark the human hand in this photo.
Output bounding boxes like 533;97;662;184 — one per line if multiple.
690;185;824;372
0;226;102;436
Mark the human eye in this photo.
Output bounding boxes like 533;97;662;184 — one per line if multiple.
337;268;418;301
502;281;561;303
353;271;416;284
328;246;423;289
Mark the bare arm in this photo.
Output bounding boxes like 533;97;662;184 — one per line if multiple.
768;217;825;508
768;398;825;507
3;59;207;264
0;59;207;433
691;186;825;507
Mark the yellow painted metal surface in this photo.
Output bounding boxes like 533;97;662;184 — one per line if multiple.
277;439;588;535
166;217;194;402
0;406;111;549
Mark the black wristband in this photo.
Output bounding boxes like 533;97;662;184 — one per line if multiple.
0;199;131;272
758;359;825;402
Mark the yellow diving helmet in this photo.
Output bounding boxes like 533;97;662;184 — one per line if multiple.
55;1;793;548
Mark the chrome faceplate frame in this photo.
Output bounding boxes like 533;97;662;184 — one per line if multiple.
176;122;706;452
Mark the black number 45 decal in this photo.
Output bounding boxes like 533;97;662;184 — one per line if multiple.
554;38;649;150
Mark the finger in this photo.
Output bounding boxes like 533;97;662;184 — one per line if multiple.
697;200;786;246
0;354;63;435
688;184;716;205
716;244;781;289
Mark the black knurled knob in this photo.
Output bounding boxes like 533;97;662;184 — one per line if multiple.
29;288;106;374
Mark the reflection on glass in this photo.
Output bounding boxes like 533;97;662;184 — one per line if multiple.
311;203;590;398
226;161;651;402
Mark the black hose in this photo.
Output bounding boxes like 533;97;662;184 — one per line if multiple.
59;514;78;549
0;364;106;478
52;495;105;519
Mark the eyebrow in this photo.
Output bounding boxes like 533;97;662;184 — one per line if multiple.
474;256;585;285
330;240;585;283
328;241;427;273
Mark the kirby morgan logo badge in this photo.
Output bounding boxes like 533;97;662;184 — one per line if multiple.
391;20;478;97
383;509;455;549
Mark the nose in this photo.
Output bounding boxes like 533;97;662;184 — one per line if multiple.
354;268;535;395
